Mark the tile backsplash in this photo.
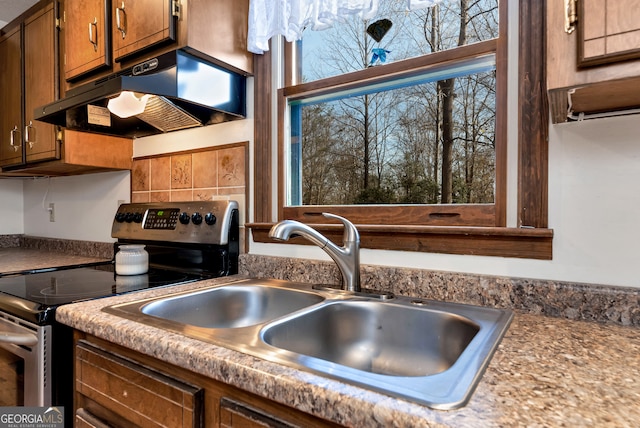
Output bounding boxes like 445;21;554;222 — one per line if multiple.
131;143;248;251
131;143;247;203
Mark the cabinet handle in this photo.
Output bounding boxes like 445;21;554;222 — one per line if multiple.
0;331;38;346
9;126;21;152
89;18;98;51
76;409;111;428
564;0;577;34
25;121;36;149
116;2;127;39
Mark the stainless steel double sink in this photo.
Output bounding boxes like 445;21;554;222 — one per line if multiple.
104;278;513;409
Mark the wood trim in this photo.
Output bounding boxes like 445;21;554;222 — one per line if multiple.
277;89;286;222
518;0;549;228
494;0;509;227
132;141;248;160
283;38;298;86
569;76;640;113
283;40;498;100
282;205;497;227
253;47;272;223
249;223;553;260
64;130;132;169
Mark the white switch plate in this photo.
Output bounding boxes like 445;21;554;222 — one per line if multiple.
48;203;55;222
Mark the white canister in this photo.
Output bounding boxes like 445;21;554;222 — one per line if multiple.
115;244;149;275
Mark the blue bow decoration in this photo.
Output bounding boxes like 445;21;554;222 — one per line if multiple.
370;48;391;65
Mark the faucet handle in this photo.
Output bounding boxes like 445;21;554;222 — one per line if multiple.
321;213;360;243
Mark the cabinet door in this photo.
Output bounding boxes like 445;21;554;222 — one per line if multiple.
579;0;640;66
112;0;176;62
64;0;112;81
24;3;59;163
0;26;23;168
76;341;203;427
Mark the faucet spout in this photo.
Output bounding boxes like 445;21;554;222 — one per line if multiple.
269;213;360;292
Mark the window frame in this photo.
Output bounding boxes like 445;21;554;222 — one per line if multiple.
282;40;502;227
249;0;552;260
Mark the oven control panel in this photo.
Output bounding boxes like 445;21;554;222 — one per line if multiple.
112;201;238;245
144;208;181;229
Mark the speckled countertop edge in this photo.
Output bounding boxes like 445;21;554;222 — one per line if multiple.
57;275;640;428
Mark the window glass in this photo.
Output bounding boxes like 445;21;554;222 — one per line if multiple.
285;0;502;214
288;57;496;205
300;0;499;81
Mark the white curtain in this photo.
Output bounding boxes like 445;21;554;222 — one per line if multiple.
248;0;449;54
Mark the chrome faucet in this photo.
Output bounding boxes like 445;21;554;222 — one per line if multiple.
269;213;360;292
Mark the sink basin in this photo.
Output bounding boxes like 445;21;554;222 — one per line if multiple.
261;301;479;376
104;278;512;409
141;284;324;328
140;285;324;328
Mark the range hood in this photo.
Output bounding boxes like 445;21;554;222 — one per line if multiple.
35;50;246;138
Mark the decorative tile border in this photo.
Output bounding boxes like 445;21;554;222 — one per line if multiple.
239;254;640;326
131;143;247;203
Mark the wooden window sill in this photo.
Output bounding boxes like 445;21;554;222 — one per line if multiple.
248;223;553;260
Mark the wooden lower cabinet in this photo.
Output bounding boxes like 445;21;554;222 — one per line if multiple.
74;334;342;428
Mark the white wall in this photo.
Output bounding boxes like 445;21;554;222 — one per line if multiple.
0;179;24;234
251;115;640;289
22;171;130;242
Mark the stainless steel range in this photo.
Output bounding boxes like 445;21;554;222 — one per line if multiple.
0;200;239;422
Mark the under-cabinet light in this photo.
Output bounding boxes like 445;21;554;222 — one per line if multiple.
107;91;150;118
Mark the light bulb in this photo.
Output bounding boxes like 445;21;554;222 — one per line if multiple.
107;91;150;118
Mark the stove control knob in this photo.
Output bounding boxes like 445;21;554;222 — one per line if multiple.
115;212;126;223
191;212;203;225
204;212;217;225
133;213;143;223
179;212;190;225
125;213;135;223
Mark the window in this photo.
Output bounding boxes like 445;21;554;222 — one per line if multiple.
250;0;552;259
283;0;504;226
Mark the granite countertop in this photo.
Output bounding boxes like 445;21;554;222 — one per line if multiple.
0;248;111;275
56;275;640;428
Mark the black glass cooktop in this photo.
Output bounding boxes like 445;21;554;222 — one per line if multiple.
0;263;202;324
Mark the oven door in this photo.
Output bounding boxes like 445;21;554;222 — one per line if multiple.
0;311;51;406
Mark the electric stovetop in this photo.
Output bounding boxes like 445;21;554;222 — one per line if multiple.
0;263;202;324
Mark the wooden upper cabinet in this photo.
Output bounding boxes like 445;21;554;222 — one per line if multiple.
0;26;23;167
579;0;640;67
112;0;176;62
0;1;59;169
547;0;640;123
24;3;58;163
63;0;111;81
62;0;252;89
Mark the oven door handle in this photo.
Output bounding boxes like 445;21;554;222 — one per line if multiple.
0;331;38;346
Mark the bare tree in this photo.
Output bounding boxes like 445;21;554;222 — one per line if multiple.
298;0;499;205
